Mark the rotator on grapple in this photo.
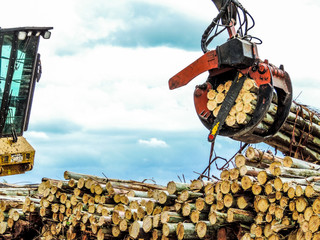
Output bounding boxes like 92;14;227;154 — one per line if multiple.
169;0;292;147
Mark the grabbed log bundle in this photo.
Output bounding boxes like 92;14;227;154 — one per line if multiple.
206;77;320;162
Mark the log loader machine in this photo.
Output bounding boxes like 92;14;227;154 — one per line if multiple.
0;27;52;176
169;0;292;148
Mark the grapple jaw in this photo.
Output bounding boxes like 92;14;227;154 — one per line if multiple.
169;37;293;144
194;67;292;143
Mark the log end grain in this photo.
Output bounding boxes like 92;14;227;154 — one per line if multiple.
195;221;207;238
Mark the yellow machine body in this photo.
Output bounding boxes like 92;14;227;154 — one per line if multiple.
0;137;35;176
0;27;52;176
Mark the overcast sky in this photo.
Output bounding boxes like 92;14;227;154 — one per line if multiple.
1;0;320;185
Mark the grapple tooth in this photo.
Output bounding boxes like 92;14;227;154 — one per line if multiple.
199;110;211;120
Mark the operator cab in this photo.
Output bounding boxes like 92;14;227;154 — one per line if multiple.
0;27;52;176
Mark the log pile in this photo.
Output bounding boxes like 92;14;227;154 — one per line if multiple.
35;171;174;240
206;77;320;162
0;183;41;239
233;147;320;239
3;147;320;239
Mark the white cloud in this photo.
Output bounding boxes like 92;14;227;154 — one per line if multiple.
31;46;204;131
2;0;318;132
138;138;169;148
1;0;320;185
25;131;49;140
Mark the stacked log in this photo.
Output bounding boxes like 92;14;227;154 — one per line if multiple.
3;149;320;239
0;183;41;239
206;77;320;162
30;159;320;239
32;171;167;240
234;147;320;239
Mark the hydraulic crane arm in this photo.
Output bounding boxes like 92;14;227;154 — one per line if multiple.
211;0;238;25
